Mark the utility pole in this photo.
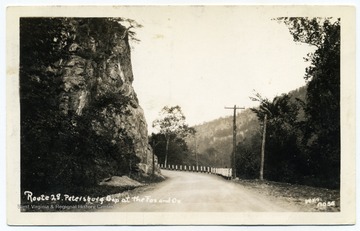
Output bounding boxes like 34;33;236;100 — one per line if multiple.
225;105;245;179
151;138;163;175
194;134;198;168
260;114;267;181
152;139;156;175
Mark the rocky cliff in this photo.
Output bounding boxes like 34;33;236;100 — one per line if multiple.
55;18;157;175
20;17;160;195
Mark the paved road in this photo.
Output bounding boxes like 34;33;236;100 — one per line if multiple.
101;170;298;212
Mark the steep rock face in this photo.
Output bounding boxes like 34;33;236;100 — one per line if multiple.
58;18;157;175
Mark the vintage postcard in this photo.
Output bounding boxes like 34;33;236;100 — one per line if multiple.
6;5;356;225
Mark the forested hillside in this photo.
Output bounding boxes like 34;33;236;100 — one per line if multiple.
186;86;307;170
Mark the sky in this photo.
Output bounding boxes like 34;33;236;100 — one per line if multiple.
115;6;316;133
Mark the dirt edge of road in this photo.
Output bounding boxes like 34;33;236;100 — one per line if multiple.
233;178;340;212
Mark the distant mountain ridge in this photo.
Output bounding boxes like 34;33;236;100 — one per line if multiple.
186;85;307;167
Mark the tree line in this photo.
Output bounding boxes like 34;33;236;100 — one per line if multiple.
236;18;340;189
150;106;196;167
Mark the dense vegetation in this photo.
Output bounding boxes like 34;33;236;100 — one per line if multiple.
150;106;195;167
20;18;141;195
247;18;340;188
150;133;193;166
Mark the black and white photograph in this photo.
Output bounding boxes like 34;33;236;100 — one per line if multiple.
6;5;356;226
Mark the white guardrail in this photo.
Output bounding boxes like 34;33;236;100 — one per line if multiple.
159;164;232;179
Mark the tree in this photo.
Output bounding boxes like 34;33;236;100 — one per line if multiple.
277;17;340;188
152;106;195;167
250;91;299;181
235;132;262;179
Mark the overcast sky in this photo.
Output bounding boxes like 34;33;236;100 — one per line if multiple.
116;6;315;133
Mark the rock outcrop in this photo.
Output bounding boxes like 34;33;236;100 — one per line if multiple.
57;18;158;175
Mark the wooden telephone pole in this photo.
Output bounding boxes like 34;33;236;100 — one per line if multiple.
259;114;267;181
194;134;198;168
225;105;245;179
